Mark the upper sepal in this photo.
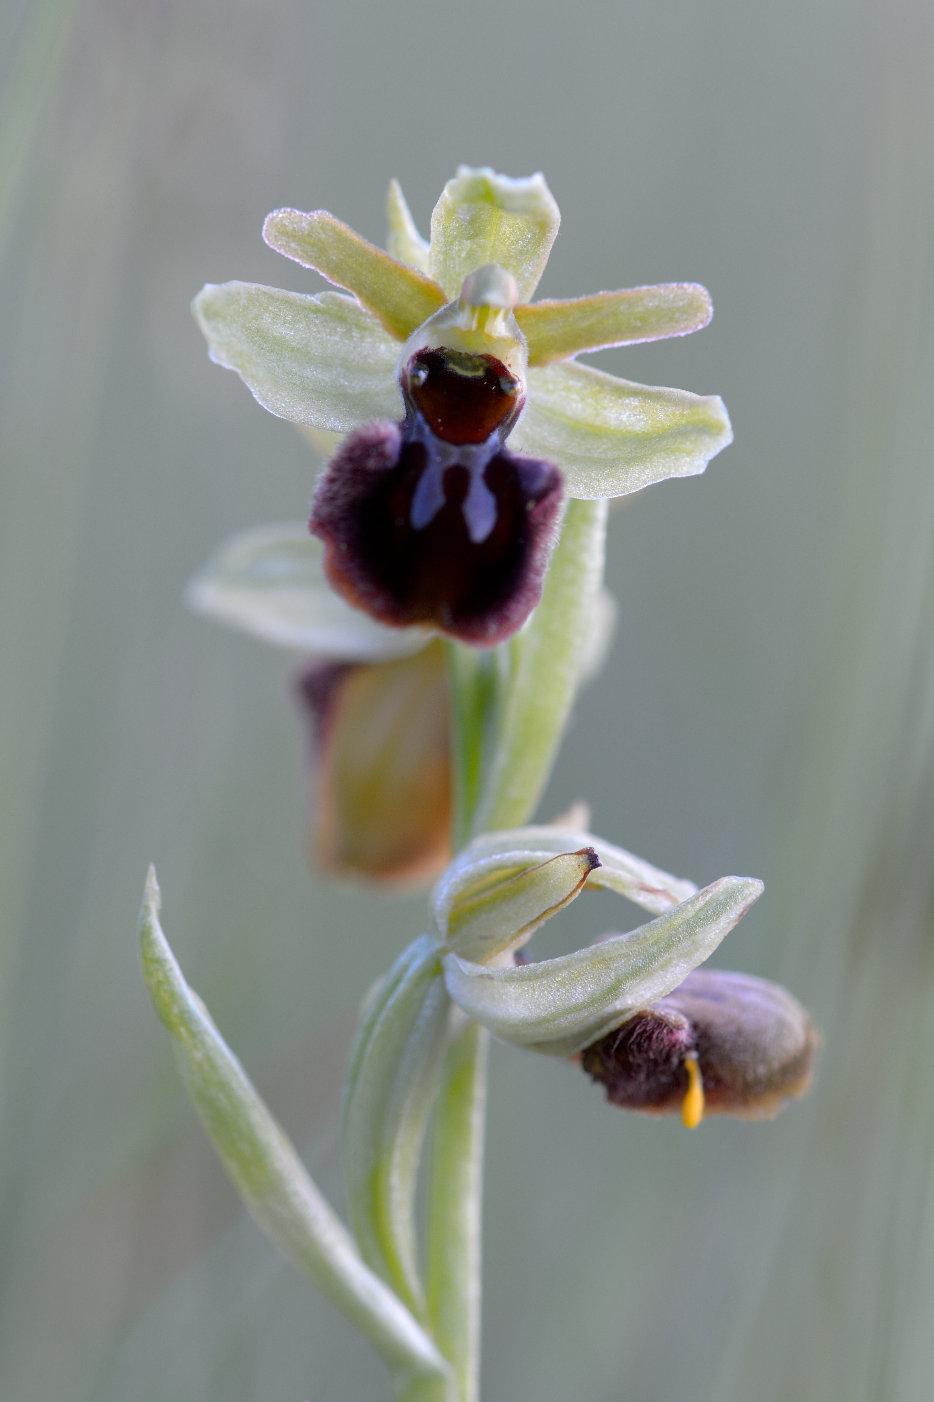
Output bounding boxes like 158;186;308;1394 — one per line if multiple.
429;167;560;302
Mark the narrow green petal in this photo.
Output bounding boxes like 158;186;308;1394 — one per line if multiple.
441;848;601;962
429;167;560;302
342;936;448;1316
263;208;445;340
443;876;763;1056
187;522;428;660
435;826;697;924
517;283;713;366
386;179;431;273
138;870;445;1382
514;361;733;499
193;282;402;431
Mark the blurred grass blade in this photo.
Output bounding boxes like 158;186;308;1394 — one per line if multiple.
0;0;76;259
138;869;445;1383
342;936;448;1317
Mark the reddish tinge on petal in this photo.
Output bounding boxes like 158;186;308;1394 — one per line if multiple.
580;968;817;1124
309;419;563;647
298;641;452;885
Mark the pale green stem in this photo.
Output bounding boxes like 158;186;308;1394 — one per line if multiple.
410;643;502;1402
445;641;501;850
398;1020;488;1402
427;501;607;1400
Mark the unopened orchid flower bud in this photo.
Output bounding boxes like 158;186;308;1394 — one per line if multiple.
581;968;817;1126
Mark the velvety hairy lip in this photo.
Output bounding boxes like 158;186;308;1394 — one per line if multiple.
310;420;563;647
581;967;817;1123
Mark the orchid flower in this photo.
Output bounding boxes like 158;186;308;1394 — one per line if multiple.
194;167;732;645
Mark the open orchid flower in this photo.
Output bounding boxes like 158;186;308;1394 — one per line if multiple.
434;826;816;1125
194;168;732;646
189;522;616;883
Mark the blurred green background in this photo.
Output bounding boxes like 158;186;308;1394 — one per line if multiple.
2;1;933;1399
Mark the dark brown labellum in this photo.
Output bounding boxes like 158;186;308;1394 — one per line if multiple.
581;968;817;1123
309;350;563;646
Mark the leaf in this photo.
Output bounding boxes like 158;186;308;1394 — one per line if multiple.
138;869;445;1382
342;937;449;1316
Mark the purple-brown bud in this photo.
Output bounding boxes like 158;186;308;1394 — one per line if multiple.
297;641;452;884
580;968;817;1125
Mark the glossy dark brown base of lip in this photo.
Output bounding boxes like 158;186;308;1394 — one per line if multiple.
309;419;564;647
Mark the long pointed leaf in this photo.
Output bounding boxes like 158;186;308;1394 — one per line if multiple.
139;870;445;1382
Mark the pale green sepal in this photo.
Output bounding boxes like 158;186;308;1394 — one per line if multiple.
386;179;431;273
443;876;764;1056
474;498;608;833
263;209;445;340
517;283;713;366
441;826;697;920
187;522;429;660
441;848;601;962
342;936;449;1317
429;167;560;302
138;870;446;1383
193;282;402;430
512;361;733;499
